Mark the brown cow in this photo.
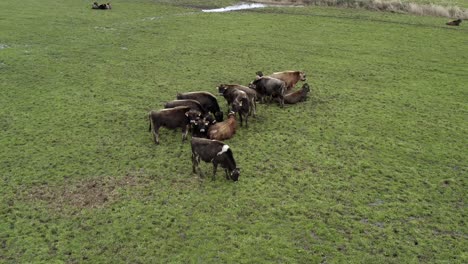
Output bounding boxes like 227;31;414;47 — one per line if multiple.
148;106;201;145
446;19;462;26
284;83;311;104
191;137;240;181
256;70;306;91
208;112;237;141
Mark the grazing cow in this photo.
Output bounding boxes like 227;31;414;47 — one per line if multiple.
284;83;311;104
191;137;240;181
446;19;462;26
208;112;237;141
92;2;111;9
249;76;286;107
256;70;306;91
176;91;223;122
217;84;257;117
148;106;201;145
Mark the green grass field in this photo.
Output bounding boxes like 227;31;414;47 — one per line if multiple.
1;0;467;262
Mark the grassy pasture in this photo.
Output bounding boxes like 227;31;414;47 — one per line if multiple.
1;0;467;262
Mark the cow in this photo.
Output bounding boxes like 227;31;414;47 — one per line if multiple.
164;99;216;137
217;84;257;117
230;90;250;127
176;91;223;122
191;137;240;181
284;83;311;104
148;106;201;145
256;70;306;91
208;112;237;141
249;76;286;107
92;2;111;9
164;99;207;114
446;19;462;26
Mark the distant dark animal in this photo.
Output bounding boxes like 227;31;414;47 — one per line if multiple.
92;2;111;9
191;137;240;181
284;83;311;104
148;106;201;145
217;84;257;117
446;19;462;26
176;91;223;122
208;112;237;141
256;70;306;92
249;77;286;107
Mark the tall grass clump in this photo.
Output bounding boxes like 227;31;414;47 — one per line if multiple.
254;0;468;18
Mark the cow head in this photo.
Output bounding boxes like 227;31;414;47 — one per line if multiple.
255;71;264;78
191;116;210;136
229;168;240;181
185;109;202;124
299;71;307;81
217;84;227;95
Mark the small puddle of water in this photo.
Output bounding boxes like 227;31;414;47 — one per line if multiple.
202;3;267;13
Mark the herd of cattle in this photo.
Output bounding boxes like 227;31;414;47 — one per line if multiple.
148;70;309;181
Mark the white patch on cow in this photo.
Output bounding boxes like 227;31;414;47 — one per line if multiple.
217;145;229;156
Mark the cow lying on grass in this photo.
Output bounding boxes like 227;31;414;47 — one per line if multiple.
284;83;310;104
208;112;237;141
148;106;201;145
191;137;240;181
92;2;111;9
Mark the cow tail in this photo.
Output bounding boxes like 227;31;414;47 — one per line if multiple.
148;111;152;132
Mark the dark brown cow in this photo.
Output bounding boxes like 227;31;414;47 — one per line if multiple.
176;91;223;122
208;112;237;141
284;83;311;104
446;19;462;26
217;84;257;117
164;99;207;114
256;70;306;91
148;106;201;145
249;76;286;107
92;2;111;9
191;137;240;181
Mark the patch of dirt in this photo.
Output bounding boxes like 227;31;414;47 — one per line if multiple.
27;171;149;210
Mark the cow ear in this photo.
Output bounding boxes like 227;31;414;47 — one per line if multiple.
185;112;189;117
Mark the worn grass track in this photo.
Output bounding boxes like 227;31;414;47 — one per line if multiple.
0;0;467;262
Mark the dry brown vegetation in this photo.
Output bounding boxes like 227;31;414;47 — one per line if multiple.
250;0;468;18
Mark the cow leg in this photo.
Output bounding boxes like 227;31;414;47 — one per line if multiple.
239;113;243;127
182;125;189;142
212;163;218;181
251;99;257;118
153;126;160;144
225;169;230;180
193;154;204;177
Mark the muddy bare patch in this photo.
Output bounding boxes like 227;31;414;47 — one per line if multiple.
27;171;150;210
